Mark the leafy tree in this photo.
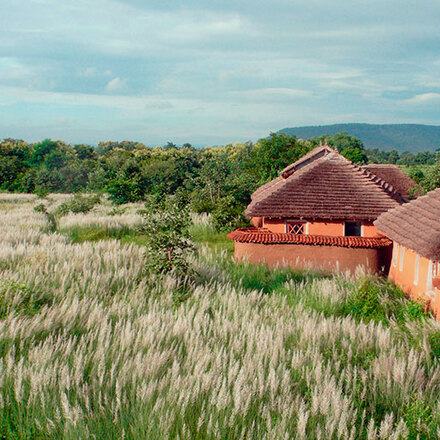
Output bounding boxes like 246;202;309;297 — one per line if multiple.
96;140;144;156
74;144;97;160
421;161;440;192
44;149;69;170
30;139;58;166
211;195;250;232
310;132;367;164
139;199;195;277
198;151;231;202
252;133;312;181
163;141;177;150
106;179;143;204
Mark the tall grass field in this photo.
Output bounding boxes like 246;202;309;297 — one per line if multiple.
1;193;440;439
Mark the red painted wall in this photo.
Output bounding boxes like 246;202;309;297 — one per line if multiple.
234;242;391;274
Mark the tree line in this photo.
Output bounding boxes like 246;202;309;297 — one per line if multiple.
1;132;439;228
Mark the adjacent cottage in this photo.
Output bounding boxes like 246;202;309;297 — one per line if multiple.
228;144;415;273
374;188;440;317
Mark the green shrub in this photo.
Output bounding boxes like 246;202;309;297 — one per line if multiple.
191;198;216;214
106;179;142;205
211;195;250;232
342;277;427;324
34;186;50;198
57;193;101;215
402;397;435;439
139;199;196;278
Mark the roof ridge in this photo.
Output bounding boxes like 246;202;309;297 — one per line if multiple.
280;144;339;178
354;163;405;204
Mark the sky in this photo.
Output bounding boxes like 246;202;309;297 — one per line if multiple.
1;0;440;146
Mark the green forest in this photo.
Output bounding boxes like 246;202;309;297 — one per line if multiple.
1;132;440;231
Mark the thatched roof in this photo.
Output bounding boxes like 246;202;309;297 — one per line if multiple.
246;145;404;221
375;188;440;260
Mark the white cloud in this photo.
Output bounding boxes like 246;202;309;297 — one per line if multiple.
229;88;312;101
0;57;40;80
0;85;192;112
105;77;126;92
82;67;97;77
404;93;440;104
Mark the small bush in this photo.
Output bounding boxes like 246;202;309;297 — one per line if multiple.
211;195;250;232
57;194;100;215
342;277;427;324
191;198;216;214
34;186;49;199
139;198;196;278
402;397;435;438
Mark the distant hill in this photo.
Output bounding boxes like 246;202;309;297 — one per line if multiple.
277;123;440;152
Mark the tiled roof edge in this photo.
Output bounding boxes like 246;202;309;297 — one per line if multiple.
227;228;392;248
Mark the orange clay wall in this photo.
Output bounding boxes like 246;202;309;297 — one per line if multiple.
251;217;263;228
260;218;380;237
308;221;343;236
389;243;440;319
262;218;286;233
234;242;390;274
362;222;381;237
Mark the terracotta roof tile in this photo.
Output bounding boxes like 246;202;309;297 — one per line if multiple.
374;188;440;260
227;228;392;248
362;164;418;199
247;146;404;221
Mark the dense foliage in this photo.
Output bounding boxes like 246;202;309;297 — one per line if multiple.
1;133;440;218
138;197;196;278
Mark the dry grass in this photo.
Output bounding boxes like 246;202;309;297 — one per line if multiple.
0;196;440;439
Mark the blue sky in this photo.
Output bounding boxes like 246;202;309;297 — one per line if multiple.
1;0;440;146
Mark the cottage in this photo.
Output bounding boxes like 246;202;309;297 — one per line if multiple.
228;144;415;273
374;188;440;316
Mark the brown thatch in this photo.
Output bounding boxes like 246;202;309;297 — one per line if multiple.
374;188;440;260
246;145;404;221
362;164;418;199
